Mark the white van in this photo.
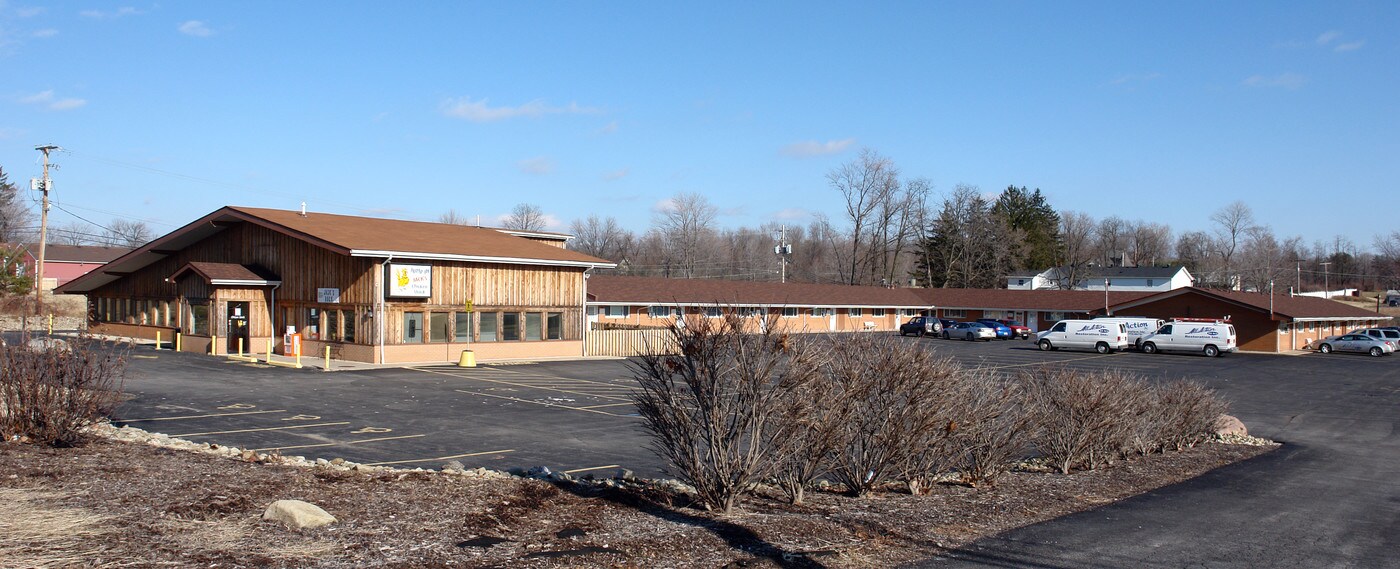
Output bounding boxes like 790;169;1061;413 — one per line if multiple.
1138;319;1237;357
1095;317;1165;348
1036;320;1130;354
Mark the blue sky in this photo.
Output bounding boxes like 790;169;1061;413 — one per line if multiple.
1;2;1396;247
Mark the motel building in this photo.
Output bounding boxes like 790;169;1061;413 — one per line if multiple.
55;206;615;363
584;277;1386;354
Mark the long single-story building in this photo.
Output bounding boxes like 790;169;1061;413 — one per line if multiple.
586;276;1390;353
9;243;132;290
56;206;615;363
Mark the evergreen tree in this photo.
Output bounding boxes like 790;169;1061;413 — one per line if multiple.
990;186;1061;270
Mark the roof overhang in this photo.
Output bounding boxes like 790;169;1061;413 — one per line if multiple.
587;300;930;308
351;250;615;269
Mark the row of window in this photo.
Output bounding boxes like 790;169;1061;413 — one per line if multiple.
605;306;905;319
402;311;565;344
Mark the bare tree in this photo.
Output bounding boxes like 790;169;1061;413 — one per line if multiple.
1374;231;1400;290
0;166;35;244
1095;216;1128;266
1057;211;1097;289
654;192;717;279
104;219;154;248
50;221;97;246
1128;221;1173;267
502;203;548;231
438;209;470;225
569;214;632;263
828;149;900;285
1210;201;1257;289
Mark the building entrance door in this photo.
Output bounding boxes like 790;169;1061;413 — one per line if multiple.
227;302;250;353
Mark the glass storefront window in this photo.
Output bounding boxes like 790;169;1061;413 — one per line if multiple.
190;303;209;336
343;309;356;343
525;313;542;341
480;313;498;342
403;312;423;343
547;312;563;340
306;307;321;340
429;312;449;343
502;313;520;341
455;312;473;342
327;310;339;341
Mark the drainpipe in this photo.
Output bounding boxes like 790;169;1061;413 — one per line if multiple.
581;267;594;357
270;282;281;353
379;255;393;364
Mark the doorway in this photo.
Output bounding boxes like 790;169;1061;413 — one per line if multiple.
227;301;250;353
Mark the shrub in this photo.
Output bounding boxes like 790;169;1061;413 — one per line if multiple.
1027;368;1151;474
0;336;128;446
631;312;821;515
948;370;1038;486
1156;380;1230;451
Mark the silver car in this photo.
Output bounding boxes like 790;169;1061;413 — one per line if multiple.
1315;334;1394;357
944;322;997;342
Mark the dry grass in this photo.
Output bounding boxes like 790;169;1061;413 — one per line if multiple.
0;488;119;568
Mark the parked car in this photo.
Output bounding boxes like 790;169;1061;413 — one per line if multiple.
1350;328;1400;345
1036;320;1130;353
993;319;1033;339
943;321;996;341
937;319;959;335
974;319;1014;339
1314;334;1394;357
1138;320;1236;357
899;316;943;337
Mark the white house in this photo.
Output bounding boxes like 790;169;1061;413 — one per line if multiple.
1007;266;1193;293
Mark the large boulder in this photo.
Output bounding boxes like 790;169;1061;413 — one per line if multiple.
1214;414;1248;438
262;499;336;529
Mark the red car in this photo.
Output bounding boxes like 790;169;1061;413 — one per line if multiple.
996;319;1032;339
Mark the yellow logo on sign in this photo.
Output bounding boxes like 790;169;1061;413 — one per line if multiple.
396;268;410;287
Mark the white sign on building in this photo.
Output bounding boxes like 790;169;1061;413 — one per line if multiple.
317;288;341;303
386;264;432;297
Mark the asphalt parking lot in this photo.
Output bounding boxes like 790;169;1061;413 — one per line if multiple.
108;334;1400;566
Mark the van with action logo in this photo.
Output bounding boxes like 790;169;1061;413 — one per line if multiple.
1094;317;1166;348
1036;320;1130;354
1137;319;1236;357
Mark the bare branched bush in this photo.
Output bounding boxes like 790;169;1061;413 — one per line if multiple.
949;370;1039;486
823;334;951;497
0;336;128;446
1156;380;1230;451
631;312;821;515
1027;368;1149;474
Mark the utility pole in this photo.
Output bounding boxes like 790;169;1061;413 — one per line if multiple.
1320;261;1332;298
33;145;59;315
773;224;791;284
1295;260;1301;296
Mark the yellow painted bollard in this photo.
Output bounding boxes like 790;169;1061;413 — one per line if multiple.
175;332;182;352
324;346;331;371
211;335;218;355
155;331;162;350
47;314;53;334
238;338;244;357
458;350;476;368
296;347;302;369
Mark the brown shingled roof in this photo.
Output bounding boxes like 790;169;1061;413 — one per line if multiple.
1111;287;1382;320
587;275;930;307
171;262;281;284
916;288;1153;312
21;243;132;263
226;207;612;266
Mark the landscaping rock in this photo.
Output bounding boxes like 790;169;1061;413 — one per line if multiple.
262;499;337;529
1215;414;1248;437
442;460;464;472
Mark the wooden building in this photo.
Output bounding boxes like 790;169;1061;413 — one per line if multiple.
55;206;615;363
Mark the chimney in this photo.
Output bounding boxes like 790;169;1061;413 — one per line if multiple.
300;202;307;217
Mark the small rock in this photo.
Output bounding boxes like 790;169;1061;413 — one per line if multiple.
330;458;346;466
615;468;636;482
1215;414;1248;438
527;466;552;478
442;460;465;472
262;500;337;529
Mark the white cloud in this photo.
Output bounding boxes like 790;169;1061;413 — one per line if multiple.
440;97;601;122
772;207;811;221
597;120;619;134
178;20;212;37
16;7;46;17
517;156;555;175
19;90;87;110
31;28;57;38
601;167;629;181
1242;73;1306;90
1333;40;1364;52
1316;30;1341;45
651;197;677;214
1109;72;1162;85
80;7;140;19
780;138;855;157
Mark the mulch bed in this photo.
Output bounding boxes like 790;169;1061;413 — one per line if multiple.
0;437;1272;568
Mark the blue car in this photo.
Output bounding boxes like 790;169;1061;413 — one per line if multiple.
975;319;1014;339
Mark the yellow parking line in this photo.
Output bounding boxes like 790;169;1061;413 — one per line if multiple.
250;434;426;452
563;464;620;474
414;368;632;401
363;448;514;467
170;421;350;437
115;409;288;422
454;390;635;418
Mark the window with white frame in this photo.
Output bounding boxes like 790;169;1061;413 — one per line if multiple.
812;308;832;317
742;307;763;317
901;308;920;317
873;308;886;317
648;306;676;318
603;305;628;318
704;307;722;318
781;307;799;318
848;307;863;317
943;309;966;318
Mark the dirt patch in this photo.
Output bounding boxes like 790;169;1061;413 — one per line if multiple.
0;437;1273;567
